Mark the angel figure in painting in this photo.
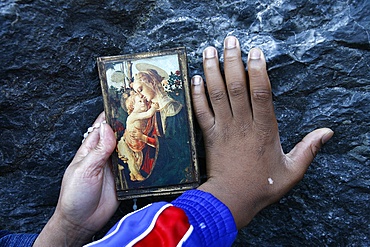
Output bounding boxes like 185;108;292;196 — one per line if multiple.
117;92;159;181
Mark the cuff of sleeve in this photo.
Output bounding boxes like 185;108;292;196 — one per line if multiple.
172;189;237;247
0;232;38;247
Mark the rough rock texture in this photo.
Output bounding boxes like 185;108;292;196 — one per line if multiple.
1;0;369;245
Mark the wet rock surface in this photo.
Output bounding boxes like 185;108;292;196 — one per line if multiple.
1;0;369;245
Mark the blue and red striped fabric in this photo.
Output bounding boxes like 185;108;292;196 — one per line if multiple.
84;190;237;247
84;202;193;247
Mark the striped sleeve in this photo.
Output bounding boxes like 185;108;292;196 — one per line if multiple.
172;190;238;247
85;190;237;247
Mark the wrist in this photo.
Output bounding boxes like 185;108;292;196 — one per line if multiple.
34;211;94;247
198;178;263;229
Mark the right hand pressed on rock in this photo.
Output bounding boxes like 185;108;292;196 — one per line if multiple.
192;36;334;229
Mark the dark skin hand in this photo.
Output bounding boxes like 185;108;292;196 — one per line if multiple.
194;36;333;229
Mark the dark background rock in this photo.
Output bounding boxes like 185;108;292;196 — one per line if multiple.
1;0;369;245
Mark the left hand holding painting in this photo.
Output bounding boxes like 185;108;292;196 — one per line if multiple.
33;112;119;247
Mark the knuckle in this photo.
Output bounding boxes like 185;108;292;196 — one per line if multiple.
224;55;239;64
252;89;271;102
204;60;218;71
204;125;228;147
248;68;266;82
309;142;321;157
248;60;265;73
228;81;246;97
209;89;227;102
191;92;203;102
194;109;210;123
94;141;106;154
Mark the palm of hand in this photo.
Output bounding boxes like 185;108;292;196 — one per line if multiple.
58;161;118;234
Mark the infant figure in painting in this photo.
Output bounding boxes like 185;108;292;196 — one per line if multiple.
117;92;159;181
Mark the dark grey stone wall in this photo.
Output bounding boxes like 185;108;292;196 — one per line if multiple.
1;0;369;245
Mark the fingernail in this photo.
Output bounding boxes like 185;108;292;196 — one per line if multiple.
204;47;216;59
192;75;201;86
191;76;202;94
225;36;236;49
321;129;334;144
249;48;261;60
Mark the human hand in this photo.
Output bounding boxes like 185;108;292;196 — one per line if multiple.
34;112;119;246
193;36;334;229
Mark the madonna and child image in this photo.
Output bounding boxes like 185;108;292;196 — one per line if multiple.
97;48;199;200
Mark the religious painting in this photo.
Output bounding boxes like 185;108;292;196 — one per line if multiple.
97;48;199;200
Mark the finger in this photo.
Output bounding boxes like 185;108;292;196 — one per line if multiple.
203;46;232;121
101;163;120;206
223;36;251;121
83;112;107;149
73;112;113;163
191;75;215;131
247;48;276;126
79;122;116;177
286;128;334;177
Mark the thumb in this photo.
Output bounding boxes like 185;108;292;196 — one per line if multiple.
78;122;116;177
286;128;334;174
